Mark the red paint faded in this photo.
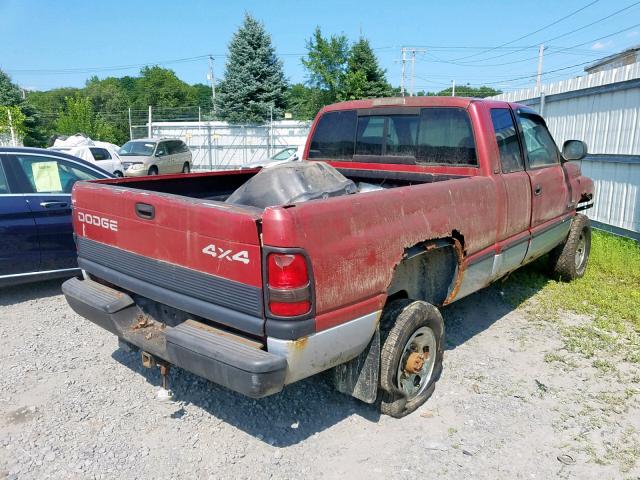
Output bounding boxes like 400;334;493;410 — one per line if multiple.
72;182;263;287
71;96;595;337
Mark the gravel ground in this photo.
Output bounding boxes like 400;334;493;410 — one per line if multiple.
1;279;638;480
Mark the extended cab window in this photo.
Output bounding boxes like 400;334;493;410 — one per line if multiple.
490;109;523;172
308;110;357;160
517;112;559;168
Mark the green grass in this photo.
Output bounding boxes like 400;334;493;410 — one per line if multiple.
502;231;640;361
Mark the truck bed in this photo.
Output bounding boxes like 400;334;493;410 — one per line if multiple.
93;166;466;205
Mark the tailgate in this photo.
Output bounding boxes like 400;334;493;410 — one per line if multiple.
71;181;265;335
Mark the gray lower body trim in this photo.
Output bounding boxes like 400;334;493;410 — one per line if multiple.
267;310;381;384
454;255;494;301
525;218;571;262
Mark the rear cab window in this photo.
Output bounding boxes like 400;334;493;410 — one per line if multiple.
309;107;477;166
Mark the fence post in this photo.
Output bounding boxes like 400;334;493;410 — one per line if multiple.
208;124;213;170
128;107;133;140
148;106;152;138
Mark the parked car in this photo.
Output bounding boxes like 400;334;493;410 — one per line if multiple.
63;97;594;417
0;147;112;286
119;138;192;176
241;146;302;169
49;134;125;177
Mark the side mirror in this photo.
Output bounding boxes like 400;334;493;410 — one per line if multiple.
562;140;587;161
291;153;299;162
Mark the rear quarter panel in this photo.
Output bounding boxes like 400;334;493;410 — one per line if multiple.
261;176;498;330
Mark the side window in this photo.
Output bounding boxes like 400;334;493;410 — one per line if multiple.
308;110;357;160
490;109;524;173
516;112;559;168
180;141;190;153
89;147;111;161
12;154;103;194
167;141;178;155
0;160;9;193
417;108;477;165
156;142;167;156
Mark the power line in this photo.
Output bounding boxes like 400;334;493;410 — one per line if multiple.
451;1;640;64
449;0;602;61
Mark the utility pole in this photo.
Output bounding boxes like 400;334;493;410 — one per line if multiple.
410;49;416;96
400;47;407;97
451;80;456;97
536;44;545;92
208;55;216;118
7;108;16;146
400;47;427;96
128;107;133;140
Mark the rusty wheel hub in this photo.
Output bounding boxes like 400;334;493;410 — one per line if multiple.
404;352;426;374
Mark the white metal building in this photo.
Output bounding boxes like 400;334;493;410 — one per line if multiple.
491;62;640;240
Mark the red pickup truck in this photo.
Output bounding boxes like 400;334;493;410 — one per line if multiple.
63;97;594;417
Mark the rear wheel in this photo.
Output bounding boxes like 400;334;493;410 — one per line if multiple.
113;170;123;177
548;214;591;281
148;166;159;176
378;300;444;418
182;162;191;173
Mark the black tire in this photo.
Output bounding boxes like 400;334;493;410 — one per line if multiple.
378;300;444;418
548;214;591;281
148;166;159;176
182;162;191;173
113;170;123;177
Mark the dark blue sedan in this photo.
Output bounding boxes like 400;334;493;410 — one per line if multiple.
0;147;112;286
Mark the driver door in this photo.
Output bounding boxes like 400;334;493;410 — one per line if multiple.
515;109;570;261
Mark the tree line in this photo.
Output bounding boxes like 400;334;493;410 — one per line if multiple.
0;13;501;147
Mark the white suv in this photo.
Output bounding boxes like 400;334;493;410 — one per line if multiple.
120;138;192;176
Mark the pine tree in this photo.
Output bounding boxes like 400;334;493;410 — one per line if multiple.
216;14;287;124
341;38;393;100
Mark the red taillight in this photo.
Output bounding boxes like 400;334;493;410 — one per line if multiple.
267;253;311;317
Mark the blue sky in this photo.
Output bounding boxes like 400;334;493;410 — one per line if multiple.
1;0;639;93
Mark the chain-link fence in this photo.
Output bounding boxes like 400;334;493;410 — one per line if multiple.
133;119;311;170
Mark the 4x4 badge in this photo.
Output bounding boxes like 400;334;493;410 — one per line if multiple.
202;244;250;264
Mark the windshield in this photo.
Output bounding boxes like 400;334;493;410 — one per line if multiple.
271;148;296;161
119;141;156;156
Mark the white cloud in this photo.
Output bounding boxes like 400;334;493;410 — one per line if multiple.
627;30;639;38
591;40;614;50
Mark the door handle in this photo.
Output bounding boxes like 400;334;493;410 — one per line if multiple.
39;201;68;208
534;184;542;196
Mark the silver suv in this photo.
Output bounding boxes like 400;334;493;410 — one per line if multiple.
119;138;192;176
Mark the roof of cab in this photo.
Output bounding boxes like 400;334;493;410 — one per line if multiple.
320;96;509;113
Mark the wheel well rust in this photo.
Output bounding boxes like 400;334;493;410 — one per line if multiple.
386;233;465;308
